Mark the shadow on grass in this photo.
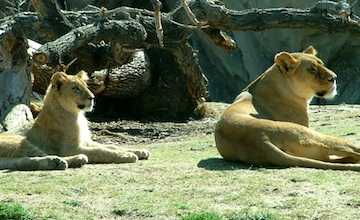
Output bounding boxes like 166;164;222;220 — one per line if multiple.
197;158;254;170
198;158;286;171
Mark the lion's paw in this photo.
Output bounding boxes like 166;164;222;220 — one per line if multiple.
131;149;150;160
66;154;89;168
76;154;89;164
45;156;68;170
116;152;139;163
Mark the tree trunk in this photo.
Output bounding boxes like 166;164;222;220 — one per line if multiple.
0;25;32;130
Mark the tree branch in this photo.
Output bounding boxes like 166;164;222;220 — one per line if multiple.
32;20;147;69
192;0;360;36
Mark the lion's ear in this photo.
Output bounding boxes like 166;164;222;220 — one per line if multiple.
303;46;317;55
275;52;300;75
51;72;68;90
76;70;89;81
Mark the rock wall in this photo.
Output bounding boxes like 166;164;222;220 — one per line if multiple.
189;0;360;104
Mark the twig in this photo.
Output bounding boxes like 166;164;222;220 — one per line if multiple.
179;0;206;28
82;4;207;30
168;18;209;29
61;57;77;72
151;0;164;47
5;0;26;13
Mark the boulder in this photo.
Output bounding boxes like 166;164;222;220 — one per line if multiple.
2;104;33;131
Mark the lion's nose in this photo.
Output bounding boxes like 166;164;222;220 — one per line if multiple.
328;76;336;83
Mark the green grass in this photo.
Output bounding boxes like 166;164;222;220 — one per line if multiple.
180;209;281;220
1;135;359;219
181;211;224;220
0;200;32;220
63;200;82;207
227;209;281;220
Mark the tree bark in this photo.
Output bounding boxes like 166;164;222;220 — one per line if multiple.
184;0;360;35
0;24;32;128
168;43;209;100
88;51;151;99
32;19;146;71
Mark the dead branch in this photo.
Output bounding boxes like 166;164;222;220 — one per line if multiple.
179;0;205;28
151;0;164;47
32;20;147;70
189;0;360;35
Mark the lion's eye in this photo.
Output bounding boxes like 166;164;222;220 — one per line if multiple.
309;68;318;74
72;86;81;92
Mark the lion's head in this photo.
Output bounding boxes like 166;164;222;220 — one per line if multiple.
275;46;337;100
50;71;95;113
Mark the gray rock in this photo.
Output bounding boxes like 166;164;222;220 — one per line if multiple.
2;104;33;131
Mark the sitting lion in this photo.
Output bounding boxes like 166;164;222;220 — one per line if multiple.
215;46;360;171
0;71;150;171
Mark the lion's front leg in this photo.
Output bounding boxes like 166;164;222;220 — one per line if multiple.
0;156;68;171
70;142;140;164
0;135;69;171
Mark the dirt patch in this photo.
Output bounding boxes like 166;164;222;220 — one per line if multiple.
90;102;227;145
90;102;360;146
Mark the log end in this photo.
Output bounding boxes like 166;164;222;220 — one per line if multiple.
33;53;49;65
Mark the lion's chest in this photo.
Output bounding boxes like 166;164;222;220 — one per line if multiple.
27;112;92;154
77;114;92;144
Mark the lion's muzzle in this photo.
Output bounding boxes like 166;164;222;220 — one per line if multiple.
78;97;94;112
316;82;337;99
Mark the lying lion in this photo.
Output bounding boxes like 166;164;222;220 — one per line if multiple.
215;46;360;171
0;71;150;171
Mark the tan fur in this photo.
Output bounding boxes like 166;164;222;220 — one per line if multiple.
215;46;360;171
0;71;150;171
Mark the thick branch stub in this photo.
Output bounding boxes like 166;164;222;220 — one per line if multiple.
202;28;236;52
33;53;48;64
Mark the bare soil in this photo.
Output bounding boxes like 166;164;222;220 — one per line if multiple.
89;103;225;146
90;103;360;146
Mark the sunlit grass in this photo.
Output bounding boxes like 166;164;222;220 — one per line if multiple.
0;120;359;219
